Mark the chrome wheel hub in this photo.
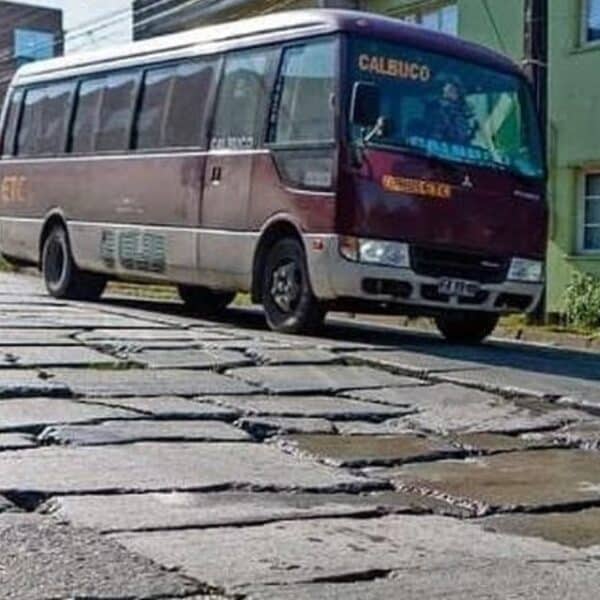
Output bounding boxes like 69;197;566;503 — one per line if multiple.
270;261;301;313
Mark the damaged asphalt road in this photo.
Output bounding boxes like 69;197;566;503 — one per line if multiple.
0;272;599;599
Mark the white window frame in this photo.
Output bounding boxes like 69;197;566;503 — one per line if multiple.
581;0;600;47
578;171;600;253
399;2;458;36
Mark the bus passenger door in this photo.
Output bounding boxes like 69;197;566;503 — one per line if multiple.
200;48;277;282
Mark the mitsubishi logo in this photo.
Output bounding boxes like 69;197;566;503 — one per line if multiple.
462;174;474;189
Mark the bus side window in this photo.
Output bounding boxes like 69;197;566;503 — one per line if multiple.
1;89;24;157
15;82;74;157
270;40;336;144
135;58;217;150
210;49;275;150
96;71;139;153
164;60;217;149
267;38;337;190
71;77;105;154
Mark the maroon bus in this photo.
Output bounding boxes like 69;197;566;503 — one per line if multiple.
0;10;546;341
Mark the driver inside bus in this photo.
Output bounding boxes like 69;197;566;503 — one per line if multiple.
425;75;477;145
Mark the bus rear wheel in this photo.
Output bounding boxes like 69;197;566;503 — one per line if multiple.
262;237;325;334
42;226;106;300
434;311;499;344
178;284;235;316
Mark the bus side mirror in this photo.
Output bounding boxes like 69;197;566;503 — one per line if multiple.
350;82;381;127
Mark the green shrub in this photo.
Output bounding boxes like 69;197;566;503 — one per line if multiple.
563;272;600;329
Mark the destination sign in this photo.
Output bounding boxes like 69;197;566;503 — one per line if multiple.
358;54;431;82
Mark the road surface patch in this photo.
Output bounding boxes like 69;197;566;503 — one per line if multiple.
38;420;251;446
0;442;380;495
279;433;460;468
43;491;391;533
209;394;411;421
0;397;139;431
50;368;259;397
390;449;600;513
226;365;415;394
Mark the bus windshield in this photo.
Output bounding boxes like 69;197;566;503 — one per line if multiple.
348;36;544;179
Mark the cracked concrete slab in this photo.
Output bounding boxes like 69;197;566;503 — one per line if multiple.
280;433;459;468
237;416;336;436
0;329;79;345
126;348;252;369
210;394;411;420
0;314;167;329
523;422;600;450
39;420;251;446
0;514;210;599
346;348;487;374
0;398;138;431
75;328;197;343
345;384;585;435
43;491;389;533
77;396;239;420
0;371;71;398
0;433;36;450
245;347;341;365
244;561;600;600
479;508;600;549
226;365;414;394
50;368;259;397
114;514;590;591
391;449;600;513
0;442;377;495
440;367;600;409
447;432;545;454
0;346;122;368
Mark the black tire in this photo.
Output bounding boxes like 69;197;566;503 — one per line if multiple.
261;237;325;334
178;284;235;316
434;311;499;344
42;226;106;300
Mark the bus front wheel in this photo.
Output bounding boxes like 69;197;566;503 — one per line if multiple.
42;226;106;300
262;237;325;334
178;285;235;316
434;311;499;344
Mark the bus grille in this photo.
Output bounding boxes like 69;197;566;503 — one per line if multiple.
411;246;509;284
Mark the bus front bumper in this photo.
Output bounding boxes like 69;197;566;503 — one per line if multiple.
304;235;544;315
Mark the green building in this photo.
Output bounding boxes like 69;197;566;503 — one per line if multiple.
134;0;600;316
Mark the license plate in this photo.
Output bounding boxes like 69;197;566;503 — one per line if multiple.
438;278;480;298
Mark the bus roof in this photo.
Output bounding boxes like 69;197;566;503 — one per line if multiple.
13;9;521;85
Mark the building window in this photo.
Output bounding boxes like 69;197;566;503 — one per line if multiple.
582;174;600;251
14;28;55;66
402;3;458;36
585;0;600;43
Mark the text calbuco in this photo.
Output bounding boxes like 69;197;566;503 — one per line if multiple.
358;54;431;83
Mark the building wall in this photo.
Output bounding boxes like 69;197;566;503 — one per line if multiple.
0;1;63;104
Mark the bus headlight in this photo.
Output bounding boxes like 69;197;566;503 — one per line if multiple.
339;237;410;268
360;239;410;268
508;258;544;283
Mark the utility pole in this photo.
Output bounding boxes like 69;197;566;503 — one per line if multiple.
524;0;549;321
523;0;548;148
